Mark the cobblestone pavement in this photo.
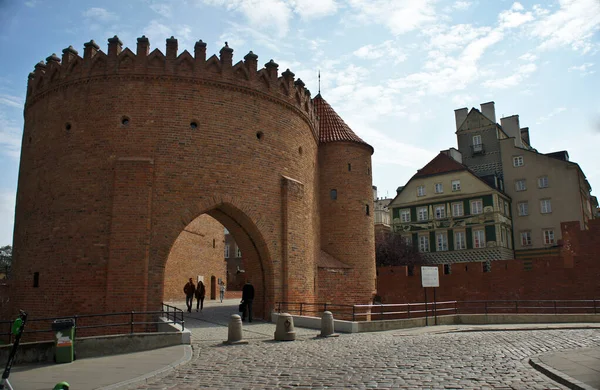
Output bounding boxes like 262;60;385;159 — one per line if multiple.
135;301;600;390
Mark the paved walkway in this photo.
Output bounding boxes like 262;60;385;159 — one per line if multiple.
4;299;600;389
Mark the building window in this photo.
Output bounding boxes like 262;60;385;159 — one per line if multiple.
473;229;485;248
366;204;370;216
452;180;461;191
504;201;509;216
444;264;451;275
348;163;351;172
407;265;415;276
434;183;443;193
517;201;528;216
482;261;491;273
452;202;464;217
472;135;482;152
501;228;506;246
400;209;411;223
418;235;430;252
543;229;555;245
417;185;425;197
498;199;503;214
403;235;412;245
417;207;428;221
455;231;466;250
236;247;242;257
434;205;446;219
436;232;448;251
515;179;527;192
520;231;532;246
224;244;230;258
470;199;483;215
538;176;549;188
513;155;524;167
330;189;337;200
540;199;552;214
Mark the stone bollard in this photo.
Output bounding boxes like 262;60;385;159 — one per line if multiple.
223;314;248;345
274;313;296;341
319;311;339;338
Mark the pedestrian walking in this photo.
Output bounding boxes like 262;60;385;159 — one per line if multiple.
195;280;206;312
183;278;195;313
219;281;226;303
241;280;254;322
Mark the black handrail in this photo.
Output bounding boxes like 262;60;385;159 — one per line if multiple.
275;299;599;322
0;303;185;344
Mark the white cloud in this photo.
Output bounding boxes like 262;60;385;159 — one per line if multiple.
25;1;37;8
290;0;338;19
0;95;23;109
531;0;600;53
150;3;172;18
353;41;407;64
519;52;537;61
482;63;537;89
0;113;22;160
425;24;493;53
347;0;437;35
537;107;567;124
204;0;292;36
141;21;194;51
452;1;472;11
568;62;595;76
82;8;118;22
0;191;16;245
498;2;534;29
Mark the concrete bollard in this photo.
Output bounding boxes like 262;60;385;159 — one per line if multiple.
274;313;296;341
223;314;248;345
319;311;339;338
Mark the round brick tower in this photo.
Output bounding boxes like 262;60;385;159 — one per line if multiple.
11;36;321;321
314;94;376;304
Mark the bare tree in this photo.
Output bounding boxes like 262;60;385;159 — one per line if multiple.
0;245;11;267
375;232;425;267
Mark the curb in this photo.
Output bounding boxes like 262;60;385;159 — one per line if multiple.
100;345;193;390
528;356;596;390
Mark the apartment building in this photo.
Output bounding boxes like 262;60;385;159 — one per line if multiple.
388;150;514;265
454;102;594;258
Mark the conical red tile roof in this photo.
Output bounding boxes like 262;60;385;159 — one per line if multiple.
314;94;373;153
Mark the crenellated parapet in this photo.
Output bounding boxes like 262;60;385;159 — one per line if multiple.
26;35;316;128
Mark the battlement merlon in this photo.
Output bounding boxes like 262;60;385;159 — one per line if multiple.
25;36;316;124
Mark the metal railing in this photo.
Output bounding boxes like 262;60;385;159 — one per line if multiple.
275;299;599;322
0;303;184;344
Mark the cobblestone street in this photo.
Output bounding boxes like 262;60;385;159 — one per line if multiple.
137;301;600;389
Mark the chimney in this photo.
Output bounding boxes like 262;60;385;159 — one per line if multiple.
454;107;468;131
480;101;496;123
500;115;523;147
442;148;463;164
520;127;530;147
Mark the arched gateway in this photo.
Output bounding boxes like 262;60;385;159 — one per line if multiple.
9;36;376;321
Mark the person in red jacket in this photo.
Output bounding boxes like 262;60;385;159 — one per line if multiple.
183;278;195;313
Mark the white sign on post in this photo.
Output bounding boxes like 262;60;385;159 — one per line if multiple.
421;266;439;288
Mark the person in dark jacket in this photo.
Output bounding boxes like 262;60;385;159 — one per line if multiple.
183;278;195;313
195;281;206;312
241;280;255;322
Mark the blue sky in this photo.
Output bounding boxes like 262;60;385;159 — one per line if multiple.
0;0;599;245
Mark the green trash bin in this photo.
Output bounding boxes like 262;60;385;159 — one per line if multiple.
52;319;75;363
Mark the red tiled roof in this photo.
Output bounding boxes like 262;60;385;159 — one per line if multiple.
413;153;467;178
313;94;373;152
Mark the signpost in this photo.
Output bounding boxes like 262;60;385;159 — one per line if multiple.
421;266;439;326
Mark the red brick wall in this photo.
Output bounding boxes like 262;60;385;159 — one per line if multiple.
378;220;600;303
319;142;376;304
163;214;225;301
9;37;375;323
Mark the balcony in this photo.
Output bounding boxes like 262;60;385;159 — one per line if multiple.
470;143;485;155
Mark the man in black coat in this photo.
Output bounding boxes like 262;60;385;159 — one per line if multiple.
241;280;255;322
